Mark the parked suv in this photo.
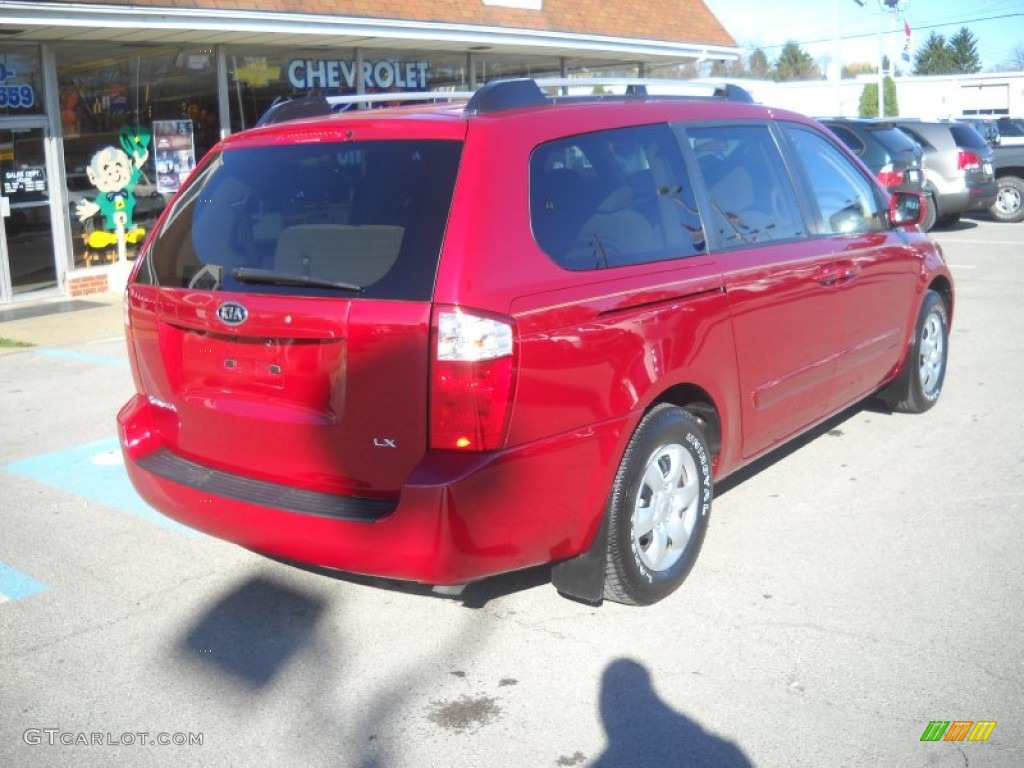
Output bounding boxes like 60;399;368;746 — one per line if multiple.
993;116;1024;146
894;120;997;227
818;118;927;223
119;78;953;606
962;115;1024;148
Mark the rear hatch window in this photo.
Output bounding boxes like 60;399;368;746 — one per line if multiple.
136;140;463;301
870;124;921;166
949;123;989;151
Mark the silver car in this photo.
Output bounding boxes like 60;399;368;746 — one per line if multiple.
894;120;998;228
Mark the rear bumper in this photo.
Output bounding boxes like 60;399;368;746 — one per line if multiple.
118;394;628;585
937;181;998;216
966;179;999;210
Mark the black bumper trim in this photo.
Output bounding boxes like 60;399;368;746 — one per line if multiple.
137;449;396;522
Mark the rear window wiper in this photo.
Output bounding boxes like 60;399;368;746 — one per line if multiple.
230;267;364;293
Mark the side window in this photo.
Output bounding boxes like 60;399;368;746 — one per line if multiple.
685;124;806;247
529;124;705;270
784;125;886;235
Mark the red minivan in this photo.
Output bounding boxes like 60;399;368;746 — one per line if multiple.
119;79;952;605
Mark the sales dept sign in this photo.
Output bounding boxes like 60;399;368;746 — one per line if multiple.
287;59;429;91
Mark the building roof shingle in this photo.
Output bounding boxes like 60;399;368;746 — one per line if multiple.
54;0;736;48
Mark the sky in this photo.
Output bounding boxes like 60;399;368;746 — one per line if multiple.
701;0;1024;74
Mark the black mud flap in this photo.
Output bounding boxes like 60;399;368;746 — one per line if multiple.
550;513;608;604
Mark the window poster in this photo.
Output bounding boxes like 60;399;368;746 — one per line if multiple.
3;167;46;199
153;119;196;195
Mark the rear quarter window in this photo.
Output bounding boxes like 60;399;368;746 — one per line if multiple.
135;140;462;300
529;124;706;270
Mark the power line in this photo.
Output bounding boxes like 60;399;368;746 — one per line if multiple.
740;12;1024;52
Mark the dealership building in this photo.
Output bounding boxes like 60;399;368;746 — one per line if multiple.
0;0;737;304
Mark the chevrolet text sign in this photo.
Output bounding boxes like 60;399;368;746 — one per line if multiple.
287;59;429;91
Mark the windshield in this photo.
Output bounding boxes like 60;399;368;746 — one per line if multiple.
135;139;463;300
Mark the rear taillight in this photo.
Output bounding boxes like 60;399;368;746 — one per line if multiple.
957;150;981;171
876;165;904;189
430;307;516;451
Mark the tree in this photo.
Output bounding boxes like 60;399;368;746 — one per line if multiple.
771;41;820;81
914;27;982;75
843;61;876;79
677;61;700;78
1001;43;1024;72
914;32;954;75
885;75;899;114
947;27;982;74
709;57;746;78
858;76;899;118
748;48;770;79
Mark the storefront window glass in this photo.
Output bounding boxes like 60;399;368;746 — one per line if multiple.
559;60;642;79
473;53;563;84
226;46;557;131
0;47;45;117
56;43;217;269
223;46;649;132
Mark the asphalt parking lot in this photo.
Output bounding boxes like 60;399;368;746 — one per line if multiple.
1;217;1022;768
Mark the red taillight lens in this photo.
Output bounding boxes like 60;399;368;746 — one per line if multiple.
958;150;980;171
430;308;515;451
876;167;904;189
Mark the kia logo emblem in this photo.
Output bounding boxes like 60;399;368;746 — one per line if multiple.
217;302;248;326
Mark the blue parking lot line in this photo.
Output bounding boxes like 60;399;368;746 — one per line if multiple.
0;562;48;602
34;348;130;369
4;438;199;537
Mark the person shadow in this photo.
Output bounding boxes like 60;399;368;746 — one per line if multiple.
592;658;752;768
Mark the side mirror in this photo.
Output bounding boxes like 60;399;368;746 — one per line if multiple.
890;191;924;227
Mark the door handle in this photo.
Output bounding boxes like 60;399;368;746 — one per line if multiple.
838;263;861;282
814;265;841;286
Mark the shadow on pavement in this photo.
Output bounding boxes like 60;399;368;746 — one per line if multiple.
715;398;890;498
592;658;751;768
179;574;327;687
933;217;980;232
262;554;553;609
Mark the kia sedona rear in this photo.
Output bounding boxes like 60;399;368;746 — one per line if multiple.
120;78;953;607
119;115;490;582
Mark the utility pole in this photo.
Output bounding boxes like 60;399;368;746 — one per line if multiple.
852;0;909;117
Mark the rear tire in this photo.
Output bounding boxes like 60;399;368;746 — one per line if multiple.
604;405;712;606
884;290;949;414
990;175;1024;223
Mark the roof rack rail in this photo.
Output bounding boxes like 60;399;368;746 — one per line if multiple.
256;96;334;127
466;77;754;113
256;77;755;125
257;90;476;126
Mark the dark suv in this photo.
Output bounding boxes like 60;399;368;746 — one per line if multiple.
962;116;1024;148
894;120;997;227
118;78;952;606
818;118;927;223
